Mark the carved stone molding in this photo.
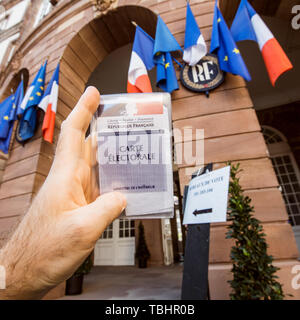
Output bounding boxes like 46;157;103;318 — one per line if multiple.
10;50;23;73
91;0;118;16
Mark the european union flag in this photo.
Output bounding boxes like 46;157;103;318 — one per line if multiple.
14;79;24;119
153;16;182;93
0;95;15;153
0;81;24;154
16;61;47;143
210;2;251;81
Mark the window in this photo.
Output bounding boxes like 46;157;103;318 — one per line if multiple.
262;127;284;144
271;155;300;226
100;219;135;240
0;33;19;68
34;0;53;27
119;219;135;238
100;222;113;239
0;15;8;30
262;126;300;226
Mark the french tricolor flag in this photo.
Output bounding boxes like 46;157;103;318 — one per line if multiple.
38;63;59;143
127;25;155;93
183;2;207;66
231;0;293;86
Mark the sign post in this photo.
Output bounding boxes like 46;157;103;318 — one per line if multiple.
181;164;230;300
181;164;212;300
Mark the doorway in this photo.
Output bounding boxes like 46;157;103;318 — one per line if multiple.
94;218;135;266
262;126;300;253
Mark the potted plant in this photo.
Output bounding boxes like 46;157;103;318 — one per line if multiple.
226;163;284;300
136;222;150;268
65;253;93;295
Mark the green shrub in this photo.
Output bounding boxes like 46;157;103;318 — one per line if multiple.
136;222;150;260
226;163;284;300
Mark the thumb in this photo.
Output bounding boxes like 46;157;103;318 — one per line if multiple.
75;192;127;241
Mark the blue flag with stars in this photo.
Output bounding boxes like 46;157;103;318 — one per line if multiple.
0;95;15;154
210;1;251;81
153;16;182;93
18;62;47;116
14;79;24;119
16;61;47;143
0;80;24;154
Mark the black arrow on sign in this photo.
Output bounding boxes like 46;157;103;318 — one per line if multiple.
193;208;213;216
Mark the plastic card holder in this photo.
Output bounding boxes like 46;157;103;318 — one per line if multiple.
90;93;174;219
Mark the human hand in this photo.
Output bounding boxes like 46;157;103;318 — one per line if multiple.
0;87;126;299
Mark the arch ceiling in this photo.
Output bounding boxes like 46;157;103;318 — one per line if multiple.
58;5;157;119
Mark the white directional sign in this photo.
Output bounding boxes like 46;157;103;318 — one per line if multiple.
183;166;230;225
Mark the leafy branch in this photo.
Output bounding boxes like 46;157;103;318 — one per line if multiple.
226;163;284;300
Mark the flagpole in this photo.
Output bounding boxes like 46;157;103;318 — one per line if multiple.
131;20;137;27
131;20;155;42
172;56;183;68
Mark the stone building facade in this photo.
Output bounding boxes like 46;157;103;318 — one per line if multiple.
0;0;299;299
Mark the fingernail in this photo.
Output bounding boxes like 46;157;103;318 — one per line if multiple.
115;192;126;211
120;194;127;211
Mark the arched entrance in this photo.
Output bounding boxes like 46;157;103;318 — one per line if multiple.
262;125;300;251
59;5;172;267
59;5;157;114
84;41;162;266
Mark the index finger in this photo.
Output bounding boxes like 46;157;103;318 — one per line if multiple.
64;86;100;133
54;86;100;161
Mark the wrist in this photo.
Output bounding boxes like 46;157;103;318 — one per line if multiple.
0;224;50;299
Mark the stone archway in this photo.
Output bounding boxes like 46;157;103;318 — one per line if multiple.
58;5;166;266
57;5;157;128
